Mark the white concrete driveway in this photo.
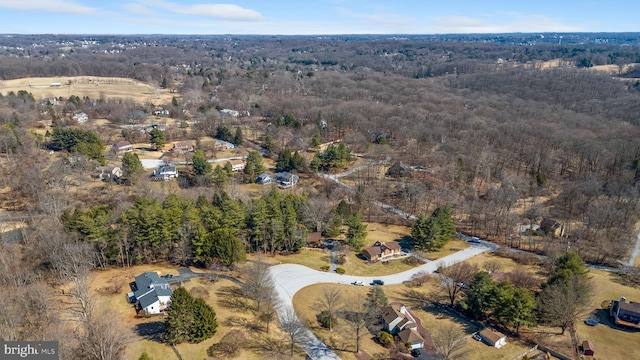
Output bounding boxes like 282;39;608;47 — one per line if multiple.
269;242;495;359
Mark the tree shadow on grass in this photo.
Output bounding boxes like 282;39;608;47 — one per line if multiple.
397;288;478;333
609;271;640;289
216;286;253;312
135;321;165;343
224;316;264;333
246;336;290;356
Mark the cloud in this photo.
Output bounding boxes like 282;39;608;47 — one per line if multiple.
336;6;417;33
121;3;158;17
133;0;262;21
428;14;582;34
180;4;262;21
0;0;97;15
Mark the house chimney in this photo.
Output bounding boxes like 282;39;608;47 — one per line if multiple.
621;296;626;303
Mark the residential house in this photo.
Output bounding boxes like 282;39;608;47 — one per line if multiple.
220;109;239;117
153;109;170;116
128;272;173;316
276;172;299;188
72;112;88;123
95;166;123;181
214;139;235;151
112;141;133;154
228;159;246;172
540;218;563;237
479;329;507;348
172;141;194;152
307;232;322;247
362;241;402;262
385;161;413;178
610;297;640;329
398;328;425;350
153;166;178;181
256;173;271;185
143;124;165;133
380;302;424;350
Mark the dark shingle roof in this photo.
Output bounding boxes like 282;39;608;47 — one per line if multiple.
133;272;172;309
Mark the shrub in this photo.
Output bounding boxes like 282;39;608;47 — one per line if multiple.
377;331;394;347
138;352;151;360
320;265;330;271
403;256;425;266
317;310;336;329
335;267;345;274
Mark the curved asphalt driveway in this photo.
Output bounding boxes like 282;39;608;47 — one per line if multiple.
269;241;496;360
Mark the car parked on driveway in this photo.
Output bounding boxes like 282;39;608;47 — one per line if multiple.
468;236;481;243
371;279;384;285
351;280;365;286
411;348;421;357
472;333;482;341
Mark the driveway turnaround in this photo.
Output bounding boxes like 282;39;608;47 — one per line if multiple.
269;241;495;360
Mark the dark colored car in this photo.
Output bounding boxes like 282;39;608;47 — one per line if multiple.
411;348;421;357
162;274;174;279
371;279;384;285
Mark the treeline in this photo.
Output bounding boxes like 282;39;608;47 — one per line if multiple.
61;190;314;268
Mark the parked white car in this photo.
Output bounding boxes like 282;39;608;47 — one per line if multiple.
351;280;365;286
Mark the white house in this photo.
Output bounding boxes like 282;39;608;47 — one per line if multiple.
479;329;507;348
214;139;235;150
153;109;170;116
73;112;88;123
228;159;245;172
276;172;299;188
128;272;173;316
153;166;178;181
256;173;271;185
220;109;239;117
95;166;123;181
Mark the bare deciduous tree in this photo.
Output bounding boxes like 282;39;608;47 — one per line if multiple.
279;306;310;357
342;300;368;353
409;271;431;287
314;287;342;331
432;322;468;360
538;276;593;358
437;262;477;306
79;308;131;360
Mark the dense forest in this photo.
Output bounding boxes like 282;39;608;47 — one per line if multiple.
2;33;640;358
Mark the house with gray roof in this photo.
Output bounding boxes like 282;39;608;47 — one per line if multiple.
128;272;173;315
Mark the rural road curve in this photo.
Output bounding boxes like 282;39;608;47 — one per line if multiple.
269;241;496;360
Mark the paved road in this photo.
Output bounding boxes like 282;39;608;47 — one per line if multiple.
269;242;495;360
140;156;247;169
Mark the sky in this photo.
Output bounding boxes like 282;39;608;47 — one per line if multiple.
0;0;637;35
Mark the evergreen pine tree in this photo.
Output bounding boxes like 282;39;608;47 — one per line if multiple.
191;297;218;342
165;287;195;345
233;127;243;146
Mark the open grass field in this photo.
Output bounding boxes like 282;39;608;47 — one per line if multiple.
0;76;175;103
